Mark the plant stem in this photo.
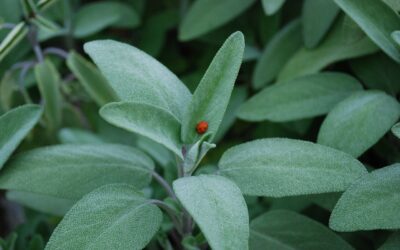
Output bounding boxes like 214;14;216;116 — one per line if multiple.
150;199;183;235
27;26;44;63
152;171;177;200
43;47;69;59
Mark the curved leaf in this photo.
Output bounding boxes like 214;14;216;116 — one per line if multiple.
334;0;400;62
391;122;400;139
181;32;244;144
318;91;400;158
84;40;191;121
0;144;154;200
261;0;285;15
58;128;106;144
0;22;28;62
179;0;256;41
251;210;353;250
240;72;362;122
173;175;249;250
219;138;367;197
100;102;182;157
46;184;162;250
330;165;400;231
0;104;42;169
392;31;400;45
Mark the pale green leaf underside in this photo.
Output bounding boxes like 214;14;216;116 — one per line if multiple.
318;91;400;158
45;184;162;250
179;0;256;41
100;102;183;158
330;165;400;231
219;138;367;197
240;72;362;122
173;175;249;250
0;144;154;200
84;40;191;121
250;210;353;250
261;0;285;15
0;104;42;169
181;32;244;144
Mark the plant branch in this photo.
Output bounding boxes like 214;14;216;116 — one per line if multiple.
152;171;177;200
150;199;183;235
43;47;69;59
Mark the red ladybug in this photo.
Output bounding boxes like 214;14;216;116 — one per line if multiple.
196;121;208;134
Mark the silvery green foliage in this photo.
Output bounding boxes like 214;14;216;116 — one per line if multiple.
261;0;286;15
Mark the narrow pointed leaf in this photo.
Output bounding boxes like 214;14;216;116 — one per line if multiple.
330;165;400;231
392;31;400;45
84;40;191;121
241;72;362;122
0;105;42;169
261;0;285;15
45;184;162;250
250;210;353;250
253;19;302;89
67;51;117;106
219;138;367;197
334;0;400;62
318;91;400;158
0;22;28;62
181;32;244;144
100;102;183;157
179;0;256;41
0;144;154;200
173;175;249;250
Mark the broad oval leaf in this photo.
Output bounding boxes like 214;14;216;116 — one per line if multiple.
84;40;191;121
58;128;106;144
330;165;400;231
181;32;244;144
67;51;117;106
0;144;154;200
279;15;378;81
0;104;42;169
302;0;340;48
240;72;362;122
34;59;62;132
219;138;367;197
261;0;286;15
179;0;256;41
173;175;249;250
46;184;162;250
334;0;400;63
318;91;400;158
253;19;302;89
100;102;183;157
250;210;353;250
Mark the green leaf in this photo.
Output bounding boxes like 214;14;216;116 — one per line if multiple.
330;164;400;231
20;0;37;19
378;232;400;250
0;22;28;62
73;1;140;38
0;104;42;169
45;184;162;250
34;59;62;132
391;122;400;139
261;0;285;15
84;40;191;121
334;0;400;63
250;210;353;250
240;72;362;122
219;138;367;197
302;0;340;48
179;0;256;41
7;190;74;216
181;32;244;144
279;15;378;81
100;102;183;157
58;128;106;144
67;51;117;106
253;19;302;89
318;91;400;158
0;144;154;200
392;31;400;45
173;175;249;250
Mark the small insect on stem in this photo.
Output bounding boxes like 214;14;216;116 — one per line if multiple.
196;121;208;134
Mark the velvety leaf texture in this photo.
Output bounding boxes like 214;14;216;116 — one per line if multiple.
173;175;249;250
100;102;183;157
250;210;353;250
239;72;362;122
45;184;162;250
330;165;400;232
181;32;244;144
84;40;191;121
0;104;42;169
219;138;367;197
0;144;154;200
318;91;400;158
179;0;256;41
